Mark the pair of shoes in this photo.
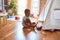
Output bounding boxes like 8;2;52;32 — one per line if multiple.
37;26;42;31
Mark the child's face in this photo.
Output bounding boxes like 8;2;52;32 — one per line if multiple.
25;11;30;17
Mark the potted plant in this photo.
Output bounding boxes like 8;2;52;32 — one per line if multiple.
9;0;16;11
8;0;17;17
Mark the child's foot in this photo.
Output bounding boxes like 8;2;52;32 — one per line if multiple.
37;26;42;31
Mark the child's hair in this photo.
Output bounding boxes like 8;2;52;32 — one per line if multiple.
24;9;30;14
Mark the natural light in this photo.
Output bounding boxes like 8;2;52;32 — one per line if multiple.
17;0;27;19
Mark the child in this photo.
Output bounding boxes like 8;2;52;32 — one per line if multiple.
22;9;36;30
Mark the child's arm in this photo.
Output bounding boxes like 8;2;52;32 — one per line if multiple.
23;18;36;27
26;18;37;27
23;18;32;27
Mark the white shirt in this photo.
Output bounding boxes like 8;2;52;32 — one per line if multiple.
22;16;30;27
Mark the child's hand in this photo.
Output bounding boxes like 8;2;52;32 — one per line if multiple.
32;22;37;27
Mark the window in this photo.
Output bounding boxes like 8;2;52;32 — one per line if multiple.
0;0;3;11
17;0;27;18
31;0;40;17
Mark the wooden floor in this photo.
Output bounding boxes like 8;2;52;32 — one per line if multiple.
0;20;60;40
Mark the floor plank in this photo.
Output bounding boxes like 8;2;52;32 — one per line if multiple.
0;21;60;40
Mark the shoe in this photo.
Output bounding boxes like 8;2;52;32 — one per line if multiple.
37;26;42;31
